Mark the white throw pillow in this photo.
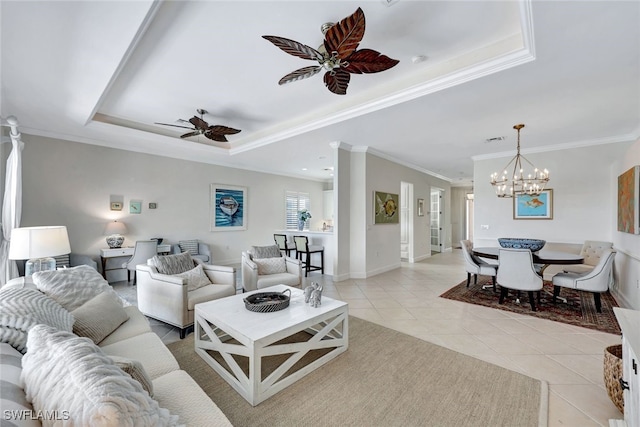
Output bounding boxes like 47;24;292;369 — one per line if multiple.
254;257;287;275
71;291;129;344
0;287;74;354
32;265;113;311
21;324;180;426
173;264;212;291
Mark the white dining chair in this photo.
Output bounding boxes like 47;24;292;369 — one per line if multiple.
460;240;497;291
551;249;616;313
496;248;543;311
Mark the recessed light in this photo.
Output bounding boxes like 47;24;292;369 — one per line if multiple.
301;168;307;171
411;55;427;64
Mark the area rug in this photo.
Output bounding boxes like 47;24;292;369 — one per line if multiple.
440;277;620;335
168;316;547;427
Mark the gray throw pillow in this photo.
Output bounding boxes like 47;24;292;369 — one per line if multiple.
150;251;194;275
252;245;282;259
71;291;129;344
178;240;199;255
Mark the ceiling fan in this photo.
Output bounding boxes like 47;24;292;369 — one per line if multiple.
263;7;399;95
154;109;241;142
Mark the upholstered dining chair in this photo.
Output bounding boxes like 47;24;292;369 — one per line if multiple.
460;240;497;291
496;248;543;311
562;240;613;275
293;235;324;277
552;249;616;313
123;240;157;285
274;234;295;257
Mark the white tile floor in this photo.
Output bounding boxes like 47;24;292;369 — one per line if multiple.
114;250;625;426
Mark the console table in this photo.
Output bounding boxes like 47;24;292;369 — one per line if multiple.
100;244;171;279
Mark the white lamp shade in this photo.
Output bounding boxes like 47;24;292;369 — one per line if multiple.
104;221;127;236
9;226;71;260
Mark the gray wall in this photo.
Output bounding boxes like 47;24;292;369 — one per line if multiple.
13;134;326;280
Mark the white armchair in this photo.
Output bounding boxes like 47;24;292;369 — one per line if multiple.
136;259;235;338
241;251;302;292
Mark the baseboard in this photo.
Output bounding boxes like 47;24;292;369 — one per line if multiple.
410;254;431;263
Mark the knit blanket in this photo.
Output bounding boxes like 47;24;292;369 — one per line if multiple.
0;287;74;353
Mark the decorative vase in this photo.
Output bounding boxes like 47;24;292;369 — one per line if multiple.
298;220;305;231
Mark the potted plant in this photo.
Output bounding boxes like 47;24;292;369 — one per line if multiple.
298;209;312;231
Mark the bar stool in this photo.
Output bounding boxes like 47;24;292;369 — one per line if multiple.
293;235;324;277
273;234;295;257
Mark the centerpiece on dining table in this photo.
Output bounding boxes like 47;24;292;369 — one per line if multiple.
498;238;546;252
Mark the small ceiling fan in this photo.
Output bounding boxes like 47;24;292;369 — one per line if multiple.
154;109;241;142
263;7;399;95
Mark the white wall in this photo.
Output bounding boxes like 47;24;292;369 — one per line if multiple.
612;138;640;309
474;143;631;245
14;134;326;280
474;141;639;309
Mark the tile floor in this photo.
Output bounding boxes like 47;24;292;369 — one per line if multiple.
113;250;625;426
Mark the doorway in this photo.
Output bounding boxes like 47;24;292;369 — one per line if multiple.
430;189;443;253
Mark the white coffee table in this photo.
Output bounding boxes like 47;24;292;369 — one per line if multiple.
194;284;349;406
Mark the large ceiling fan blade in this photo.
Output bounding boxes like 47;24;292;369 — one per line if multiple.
324;7;365;59
204;132;229;142
262;36;323;61
278;66;322;85
343;49;399;74
180;131;202;139
189;116;209;130
208;125;241;135
323;69;350;95
154;122;195;130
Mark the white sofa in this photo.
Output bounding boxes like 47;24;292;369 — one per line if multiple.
1;267;231;426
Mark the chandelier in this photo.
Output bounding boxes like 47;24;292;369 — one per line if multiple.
490;124;549;198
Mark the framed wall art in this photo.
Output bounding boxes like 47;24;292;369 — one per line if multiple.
129;200;142;214
374;191;399;224
617;165;640;234
417;198;425;217
210;184;247;231
513;189;553;220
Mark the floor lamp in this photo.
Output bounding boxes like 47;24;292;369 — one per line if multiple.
9;226;71;276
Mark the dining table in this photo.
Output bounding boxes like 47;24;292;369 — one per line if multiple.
471;247;584;266
472;246;584;303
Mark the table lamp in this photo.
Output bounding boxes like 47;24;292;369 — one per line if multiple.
9;226;71;276
104;220;127;248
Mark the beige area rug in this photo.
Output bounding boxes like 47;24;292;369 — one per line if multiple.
168;316;548;427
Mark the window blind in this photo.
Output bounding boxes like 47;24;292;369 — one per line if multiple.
285;191;310;230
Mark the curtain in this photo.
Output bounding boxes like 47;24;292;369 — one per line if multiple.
0;118;23;286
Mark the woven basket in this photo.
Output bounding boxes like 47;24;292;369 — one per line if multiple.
603;344;624;413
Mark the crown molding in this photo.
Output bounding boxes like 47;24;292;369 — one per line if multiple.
472;132;640;161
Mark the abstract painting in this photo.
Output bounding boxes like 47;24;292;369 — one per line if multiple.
617;165;639;234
